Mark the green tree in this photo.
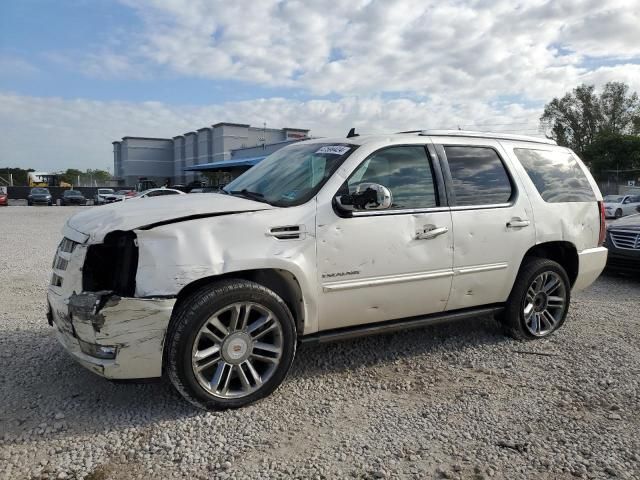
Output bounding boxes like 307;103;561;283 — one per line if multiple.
540;82;640;157
60;168;83;185
0;167;34;186
583;134;640;176
86;169;112;185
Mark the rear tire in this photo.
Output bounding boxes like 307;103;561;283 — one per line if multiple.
165;279;297;410
615;208;622;218
502;258;570;340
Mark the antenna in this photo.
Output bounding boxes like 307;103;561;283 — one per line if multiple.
346;127;359;138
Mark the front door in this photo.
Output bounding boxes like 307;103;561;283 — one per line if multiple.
316;145;454;331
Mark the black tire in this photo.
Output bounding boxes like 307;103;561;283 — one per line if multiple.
614;208;622;219
165;279;297;410
502;257;571;341
28;201;32;206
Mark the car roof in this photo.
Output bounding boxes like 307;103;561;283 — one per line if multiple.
300;130;557;147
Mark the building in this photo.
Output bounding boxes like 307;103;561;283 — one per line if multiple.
113;123;309;187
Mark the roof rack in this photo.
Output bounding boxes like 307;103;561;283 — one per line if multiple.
397;129;557;145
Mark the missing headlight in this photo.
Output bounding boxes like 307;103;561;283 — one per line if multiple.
83;231;138;296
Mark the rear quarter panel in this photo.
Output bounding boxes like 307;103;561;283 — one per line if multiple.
500;142;602;252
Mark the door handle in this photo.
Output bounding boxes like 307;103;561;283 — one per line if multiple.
416;226;449;240
506;218;531;228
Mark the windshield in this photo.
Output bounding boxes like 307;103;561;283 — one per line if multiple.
223;142;356;206
65;190;81;196
98;189;114;194
604;195;623;203
115;190;130;195
31;188;49;194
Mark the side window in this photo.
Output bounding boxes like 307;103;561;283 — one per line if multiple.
513;148;595;203
347;146;438;209
444;146;513;206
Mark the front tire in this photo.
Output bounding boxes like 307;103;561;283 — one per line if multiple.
165;279;297;410
502;258;570;340
615;208;623;218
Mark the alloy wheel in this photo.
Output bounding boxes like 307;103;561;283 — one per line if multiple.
522;271;567;337
191;302;283;399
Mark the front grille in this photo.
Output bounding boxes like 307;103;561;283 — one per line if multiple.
50;237;80;287
609;229;640;250
59;237;78;254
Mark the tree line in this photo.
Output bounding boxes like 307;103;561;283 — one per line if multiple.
540;81;640;177
0;168;111;187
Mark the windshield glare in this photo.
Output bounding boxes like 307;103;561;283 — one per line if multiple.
223;143;356;206
65;190;81;196
31;188;49;194
604;195;623;203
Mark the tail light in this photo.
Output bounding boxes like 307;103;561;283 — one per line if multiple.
598;201;606;247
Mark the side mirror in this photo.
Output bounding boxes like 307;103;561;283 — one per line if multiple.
335;183;393;212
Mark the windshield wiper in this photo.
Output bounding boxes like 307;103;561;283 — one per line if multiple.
228;189;269;204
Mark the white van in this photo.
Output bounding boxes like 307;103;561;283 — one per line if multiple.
48;130;608;409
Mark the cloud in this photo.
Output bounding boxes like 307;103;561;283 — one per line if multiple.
0;55;40;77
0;91;542;171
108;0;640;100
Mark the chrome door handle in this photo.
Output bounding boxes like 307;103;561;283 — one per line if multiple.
506;219;531;228
416;226;449;240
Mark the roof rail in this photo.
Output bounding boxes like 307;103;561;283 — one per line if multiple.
412;130;557;145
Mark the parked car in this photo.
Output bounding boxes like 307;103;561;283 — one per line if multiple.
28;187;52;206
104;190;136;203
603;194;640;219
94;188;115;205
0;187;7;206
48;130;607;410
604;211;640;274
126;188;186;200
60;190;87;206
189;187;220;193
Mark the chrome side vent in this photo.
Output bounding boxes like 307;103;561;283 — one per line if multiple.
267;225;304;240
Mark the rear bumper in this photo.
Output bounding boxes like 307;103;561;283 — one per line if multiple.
573;247;608;291
48;289;175;379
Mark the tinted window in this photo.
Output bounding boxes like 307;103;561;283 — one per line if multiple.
347;146;437;209
514;149;595;203
444;146;512;206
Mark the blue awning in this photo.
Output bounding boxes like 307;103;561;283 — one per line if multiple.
184;156;266;171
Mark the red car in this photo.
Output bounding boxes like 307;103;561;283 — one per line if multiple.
0;189;7;206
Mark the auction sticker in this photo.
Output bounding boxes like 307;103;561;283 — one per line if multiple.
315;145;351;155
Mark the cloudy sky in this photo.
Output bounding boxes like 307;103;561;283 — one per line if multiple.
1;0;639;171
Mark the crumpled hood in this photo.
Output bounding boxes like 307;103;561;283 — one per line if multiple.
66;193;274;242
608;213;640;229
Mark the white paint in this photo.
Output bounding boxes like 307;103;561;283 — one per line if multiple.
51;132;608;380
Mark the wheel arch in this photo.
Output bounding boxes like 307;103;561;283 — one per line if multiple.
173;268;306;335
522;241;579;286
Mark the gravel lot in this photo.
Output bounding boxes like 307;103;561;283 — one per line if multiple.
1;206;639;480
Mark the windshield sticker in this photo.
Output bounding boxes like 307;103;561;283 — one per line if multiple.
315;145;351;155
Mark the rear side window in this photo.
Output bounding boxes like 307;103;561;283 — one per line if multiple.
444;146;513;206
513;148;595;203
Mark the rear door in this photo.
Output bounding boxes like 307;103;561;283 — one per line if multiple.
433;139;535;310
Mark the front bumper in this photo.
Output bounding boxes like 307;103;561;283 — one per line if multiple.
573;247;608;291
48;289;175;379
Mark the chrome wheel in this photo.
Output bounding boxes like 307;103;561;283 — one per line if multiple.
191;302;283;399
523;271;567;337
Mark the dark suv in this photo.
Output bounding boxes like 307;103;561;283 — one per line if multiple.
61;190;87;206
28;188;52;206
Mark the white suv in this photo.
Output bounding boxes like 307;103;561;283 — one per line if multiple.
47;130;608;409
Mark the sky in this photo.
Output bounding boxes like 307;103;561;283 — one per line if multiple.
1;0;639;172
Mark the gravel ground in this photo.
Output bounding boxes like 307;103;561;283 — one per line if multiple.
1;206;639;480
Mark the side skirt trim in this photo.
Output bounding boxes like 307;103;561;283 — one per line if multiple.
300;304;504;344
